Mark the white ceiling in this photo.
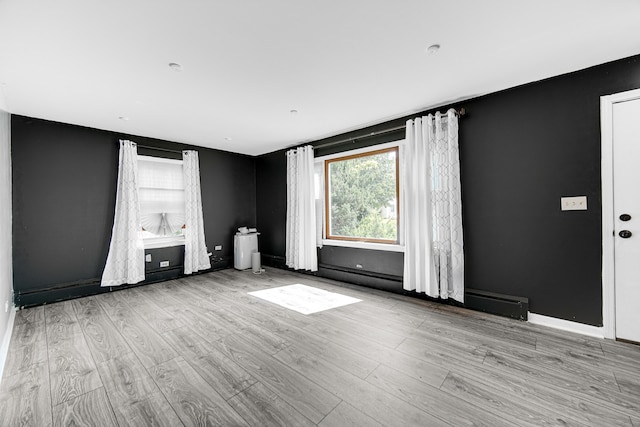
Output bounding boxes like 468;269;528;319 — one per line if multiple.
1;1;639;156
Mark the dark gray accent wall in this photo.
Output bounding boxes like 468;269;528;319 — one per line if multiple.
12;118;118;294
255;148;287;258
12;116;256;306
256;54;640;326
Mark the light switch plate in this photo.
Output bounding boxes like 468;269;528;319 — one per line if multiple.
561;196;587;211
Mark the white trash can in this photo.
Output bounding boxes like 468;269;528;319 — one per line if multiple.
251;252;261;273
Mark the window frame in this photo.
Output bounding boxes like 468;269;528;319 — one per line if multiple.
137;155;186;249
316;140;404;252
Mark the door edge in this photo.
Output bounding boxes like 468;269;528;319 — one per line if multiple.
600;88;640;340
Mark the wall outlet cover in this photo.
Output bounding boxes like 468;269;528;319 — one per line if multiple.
561;196;587;211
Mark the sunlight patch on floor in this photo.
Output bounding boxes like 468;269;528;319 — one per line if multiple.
248;284;362;315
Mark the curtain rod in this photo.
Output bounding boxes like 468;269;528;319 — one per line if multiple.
311;107;466;151
136;144;184;154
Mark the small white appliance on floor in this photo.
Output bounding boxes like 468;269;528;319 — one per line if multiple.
234;228;259;270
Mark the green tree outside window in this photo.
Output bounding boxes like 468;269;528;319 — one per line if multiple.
326;147;398;242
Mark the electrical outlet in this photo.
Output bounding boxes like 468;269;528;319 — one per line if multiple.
214;245;222;250
160;261;170;267
561;196;587;211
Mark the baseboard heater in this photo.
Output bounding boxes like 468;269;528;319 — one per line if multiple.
261;254;288;269
318;263;402;282
15;260;231;308
465;288;529;321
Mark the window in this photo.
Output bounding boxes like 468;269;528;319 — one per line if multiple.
322;145;400;246
137;155;185;246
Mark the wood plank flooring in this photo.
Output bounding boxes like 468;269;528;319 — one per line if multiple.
1;268;639;426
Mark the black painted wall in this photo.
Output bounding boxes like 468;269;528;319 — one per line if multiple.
256;54;640;326
255;148;287;258
12;116;256;306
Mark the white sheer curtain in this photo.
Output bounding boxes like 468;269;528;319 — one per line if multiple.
183;150;211;274
101;140;145;287
286;145;318;271
403;109;464;302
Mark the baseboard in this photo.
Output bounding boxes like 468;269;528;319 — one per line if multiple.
465;288;528;320
527;312;605;338
318;266;403;294
261;254;288;270
261;254;403;293
15;259;232;308
318;263;403;283
0;307;16;385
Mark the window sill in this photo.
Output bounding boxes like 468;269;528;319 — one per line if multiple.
143;236;185;249
321;239;404;252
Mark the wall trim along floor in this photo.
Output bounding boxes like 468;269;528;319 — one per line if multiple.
528;312;604;338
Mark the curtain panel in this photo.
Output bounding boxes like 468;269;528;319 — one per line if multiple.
183;150;211;274
101;140;145;287
286;145;318;271
403;110;464;302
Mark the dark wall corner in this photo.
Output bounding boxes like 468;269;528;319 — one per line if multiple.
11;115;255;304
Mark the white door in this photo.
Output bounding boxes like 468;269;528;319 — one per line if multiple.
613;98;640;343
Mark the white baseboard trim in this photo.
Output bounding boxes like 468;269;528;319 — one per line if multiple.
0;308;16;385
528;312;605;338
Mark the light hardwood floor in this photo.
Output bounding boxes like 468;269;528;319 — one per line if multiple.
1;268;639;426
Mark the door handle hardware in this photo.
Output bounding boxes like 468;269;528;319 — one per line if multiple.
619;230;632;238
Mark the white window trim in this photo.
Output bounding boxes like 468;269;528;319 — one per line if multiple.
144;235;185;249
315;140;405;252
321;239;405;252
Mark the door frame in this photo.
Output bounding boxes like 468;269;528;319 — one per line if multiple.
600;88;640;339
